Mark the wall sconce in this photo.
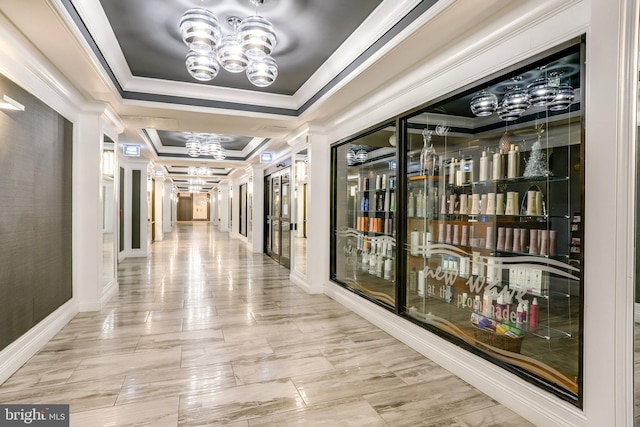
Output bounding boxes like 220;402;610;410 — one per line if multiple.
0;94;25;111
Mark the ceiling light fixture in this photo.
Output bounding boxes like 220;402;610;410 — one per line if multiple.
180;0;278;87
470;68;575;121
189;166;213;176
184;133;227;159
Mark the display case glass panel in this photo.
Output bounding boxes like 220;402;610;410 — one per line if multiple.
402;43;583;404
331;124;398;308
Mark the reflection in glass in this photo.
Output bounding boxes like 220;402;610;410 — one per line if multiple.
293;150;308;276
102;144;116;290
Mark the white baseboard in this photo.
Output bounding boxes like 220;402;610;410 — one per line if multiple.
100;279;118;308
290;270;310;293
0;299;78;385
324;281;585;427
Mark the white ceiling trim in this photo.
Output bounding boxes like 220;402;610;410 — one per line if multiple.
57;0;429;114
293;0;422;105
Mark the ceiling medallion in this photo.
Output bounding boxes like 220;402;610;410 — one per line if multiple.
180;0;277;87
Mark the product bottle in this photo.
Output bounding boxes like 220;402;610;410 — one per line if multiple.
492;151;503;180
408;191;414;216
410;228;419;256
529;298;539;331
482;288;493;316
516;303;524;325
507;144;517;179
416;190;423;217
495;294;505;321
384;258;392;279
449;158;456;185
409;267;417;293
418;269;425;296
479;151;489;182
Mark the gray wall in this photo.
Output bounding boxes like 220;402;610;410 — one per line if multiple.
0;75;73;351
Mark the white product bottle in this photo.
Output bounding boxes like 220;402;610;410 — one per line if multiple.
418;269;425;296
507;144;518;179
479;151;489;182
410;228;419;256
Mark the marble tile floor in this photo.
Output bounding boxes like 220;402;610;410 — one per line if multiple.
0;223;534;426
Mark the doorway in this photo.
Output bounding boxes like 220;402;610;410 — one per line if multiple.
265;168;291;268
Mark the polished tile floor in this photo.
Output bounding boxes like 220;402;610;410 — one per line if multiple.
0;223;534;426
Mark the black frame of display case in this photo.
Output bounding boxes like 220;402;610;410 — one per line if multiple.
330;36;585;407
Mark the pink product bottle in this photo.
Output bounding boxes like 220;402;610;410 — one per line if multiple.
461;225;469;246
529;298;539;331
519;228;527;253
512;228;521;252
441;195;447;214
539;229;549;256
496;227;505;250
549;230;557;256
449;194;456;214
446;224;453;244
529;229;539;255
485;226;494;249
438;222;445;243
452;225;460;245
504;227;513;251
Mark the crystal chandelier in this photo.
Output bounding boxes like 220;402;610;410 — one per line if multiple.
180;0;278;87
184;133;227;160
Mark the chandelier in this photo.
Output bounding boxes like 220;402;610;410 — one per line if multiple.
188;166;213;176
184;133;227;159
179;0;278;87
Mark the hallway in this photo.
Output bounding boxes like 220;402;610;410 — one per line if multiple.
0;223;532;426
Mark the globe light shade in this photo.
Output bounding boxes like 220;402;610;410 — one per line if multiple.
239;15;277;59
180;8;221;54
355;149;368;163
527;77;559;106
185;51;220;81
217;34;249;73
470;90;498;117
346;149;356;165
246;56;278;87
548;84;575;111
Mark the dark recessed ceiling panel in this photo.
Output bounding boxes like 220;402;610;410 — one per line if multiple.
99;0;384;95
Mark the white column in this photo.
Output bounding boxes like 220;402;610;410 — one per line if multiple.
230;179;241;238
251;167;264;253
73;108;103;312
306;132;330;294
219;183;230;232
153;177;164;241
163;181;173;234
210;189;218;226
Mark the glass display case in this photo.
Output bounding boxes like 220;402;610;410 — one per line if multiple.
330;39;583;406
331;124;398;308
402;42;583;404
